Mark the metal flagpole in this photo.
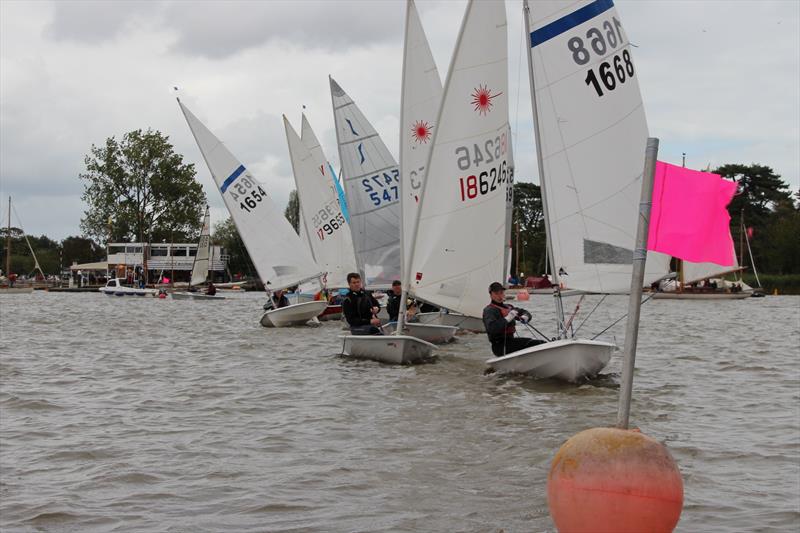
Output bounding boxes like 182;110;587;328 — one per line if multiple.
617;137;659;429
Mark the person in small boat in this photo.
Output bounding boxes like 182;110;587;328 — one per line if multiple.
206;282;217;296
272;289;289;308
386;280;403;322
483;281;545;356
343;272;382;335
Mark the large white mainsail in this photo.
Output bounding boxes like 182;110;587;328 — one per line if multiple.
190;206;211;287
285;115;357;289
406;0;510;319
329;77;401;288
400;0;443;272
526;0;670;293
178;99;322;291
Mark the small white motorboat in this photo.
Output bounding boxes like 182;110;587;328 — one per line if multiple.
415;312;485;333
485;339;615;383
381;322;457;344
171;291;226;301
260;300;329;327
99;278;157;297
339;334;436;364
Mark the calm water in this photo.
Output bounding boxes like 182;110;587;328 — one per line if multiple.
1;291;798;532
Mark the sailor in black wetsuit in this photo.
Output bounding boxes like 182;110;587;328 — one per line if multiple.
264;289;290;310
482;282;545;356
342;272;382;335
386;280;402;322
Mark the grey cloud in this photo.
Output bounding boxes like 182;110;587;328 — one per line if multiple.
45;0;161;43
163;0;403;59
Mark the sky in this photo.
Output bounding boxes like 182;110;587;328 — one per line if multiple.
1;0;798;241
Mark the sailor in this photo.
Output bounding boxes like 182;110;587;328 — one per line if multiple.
272;289;289;308
343;272;382;335
386;280;403;322
206;282;217;296
482;281;544;356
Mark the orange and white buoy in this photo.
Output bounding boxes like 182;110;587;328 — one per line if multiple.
516;289;530;301
547;427;683;533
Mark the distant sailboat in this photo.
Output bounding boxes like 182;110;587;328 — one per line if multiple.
177;99;328;326
171;206;225;300
329;77;402;288
1;196;35;294
486;0;671;381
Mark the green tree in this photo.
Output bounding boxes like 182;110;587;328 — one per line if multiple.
760;191;800;274
0;229;58;275
713;164;792;273
213;216;255;279
510;182;547;277
79;129;206;244
284;190;300;234
61;236;104;268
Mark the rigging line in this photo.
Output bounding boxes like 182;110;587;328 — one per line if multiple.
573;294;607;335
11;202;45;276
590;293;655;340
512;4;525;158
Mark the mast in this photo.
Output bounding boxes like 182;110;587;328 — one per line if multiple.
523;0;565;337
5;197;10;277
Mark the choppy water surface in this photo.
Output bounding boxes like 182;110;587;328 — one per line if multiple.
1;291;798;532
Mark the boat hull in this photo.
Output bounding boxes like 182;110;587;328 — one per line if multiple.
98;287;157;297
486;339;614;382
318;304;343;321
339;335;436;364
382;322;457;344
415;312;485;333
260;300;328;327
652;291;752;300
171;292;226;301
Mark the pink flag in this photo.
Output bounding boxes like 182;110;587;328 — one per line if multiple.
647;161;737;266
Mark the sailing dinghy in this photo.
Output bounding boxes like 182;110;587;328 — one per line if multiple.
171;206;225;300
330;64;438;361
486;0;671;381
178;98;328;326
400;0;510;344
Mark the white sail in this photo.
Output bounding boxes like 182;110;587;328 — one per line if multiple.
407;0;510;318
526;0;670;293
330;77;401;288
400;0;443;276
504;135;515;283
285;115;357;289
178;100;322;290
190;206;211;286
683;254;740;284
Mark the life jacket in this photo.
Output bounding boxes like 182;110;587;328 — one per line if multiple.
489;302;516;337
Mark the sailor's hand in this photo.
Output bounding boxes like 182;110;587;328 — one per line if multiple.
371;306;380;315
370;317;382;326
520;315;529;324
505;309;518;322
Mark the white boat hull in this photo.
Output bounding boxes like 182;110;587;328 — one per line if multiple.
486;339;614;382
382;322;457;344
98;287;157;297
260;300;328;327
652;291;752;300
0;287;34;294
415;312;485;332
171;292;226;301
339;335;436;364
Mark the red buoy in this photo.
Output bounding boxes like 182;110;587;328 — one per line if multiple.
547;427;683;533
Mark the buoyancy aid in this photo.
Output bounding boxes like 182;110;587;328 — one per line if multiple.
489;302;516;337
